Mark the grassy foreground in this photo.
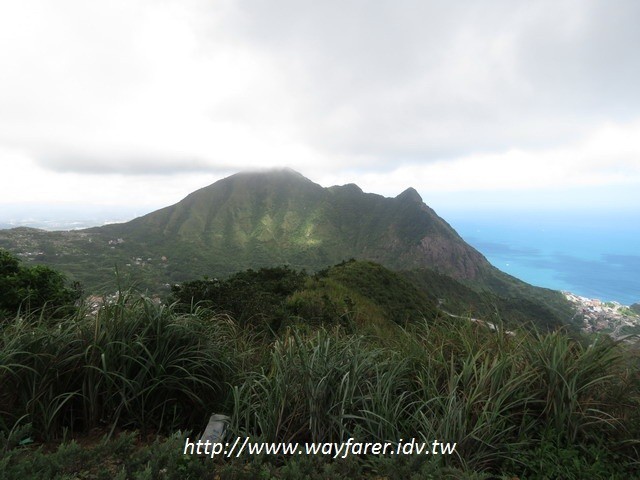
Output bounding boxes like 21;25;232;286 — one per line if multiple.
1;290;639;479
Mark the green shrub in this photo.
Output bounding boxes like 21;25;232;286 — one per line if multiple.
170;266;307;329
0;249;80;322
503;430;633;480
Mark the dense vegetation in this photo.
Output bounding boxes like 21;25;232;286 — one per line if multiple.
1;251;639;478
171;265;308;330
402;268;575;332
0;249;80;320
0;170;577;330
170;260;440;331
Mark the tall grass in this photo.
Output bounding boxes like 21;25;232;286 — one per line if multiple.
2;296;639;476
230;328;409;443
229;317;640;473
523;331;624;442
0;291;234;439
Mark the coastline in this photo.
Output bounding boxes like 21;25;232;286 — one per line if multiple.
563;291;640;339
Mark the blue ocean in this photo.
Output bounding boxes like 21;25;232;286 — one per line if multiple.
442;210;640;306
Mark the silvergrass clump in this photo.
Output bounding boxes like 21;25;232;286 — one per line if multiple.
523;330;626;443
380;318;537;470
230;327;413;443
228;316;639;474
0;289;236;439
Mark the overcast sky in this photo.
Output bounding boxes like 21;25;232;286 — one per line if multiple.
1;0;639;220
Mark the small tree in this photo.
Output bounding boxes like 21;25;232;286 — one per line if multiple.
0;248;80;320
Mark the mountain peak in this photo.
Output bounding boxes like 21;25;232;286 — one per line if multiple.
201;168;321;195
396;187;423;203
328;183;364;194
83;169;489;282
236;167;307;179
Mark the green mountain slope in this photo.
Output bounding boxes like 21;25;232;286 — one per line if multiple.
91;168;488;280
170;260;440;332
401;268;573;330
0;169;575;327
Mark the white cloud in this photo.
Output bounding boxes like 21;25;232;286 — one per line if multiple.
0;145;224;207
315;121;640;195
0;0;639;213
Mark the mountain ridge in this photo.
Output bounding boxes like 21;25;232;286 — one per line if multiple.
0;168;574;327
93;168;488;280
